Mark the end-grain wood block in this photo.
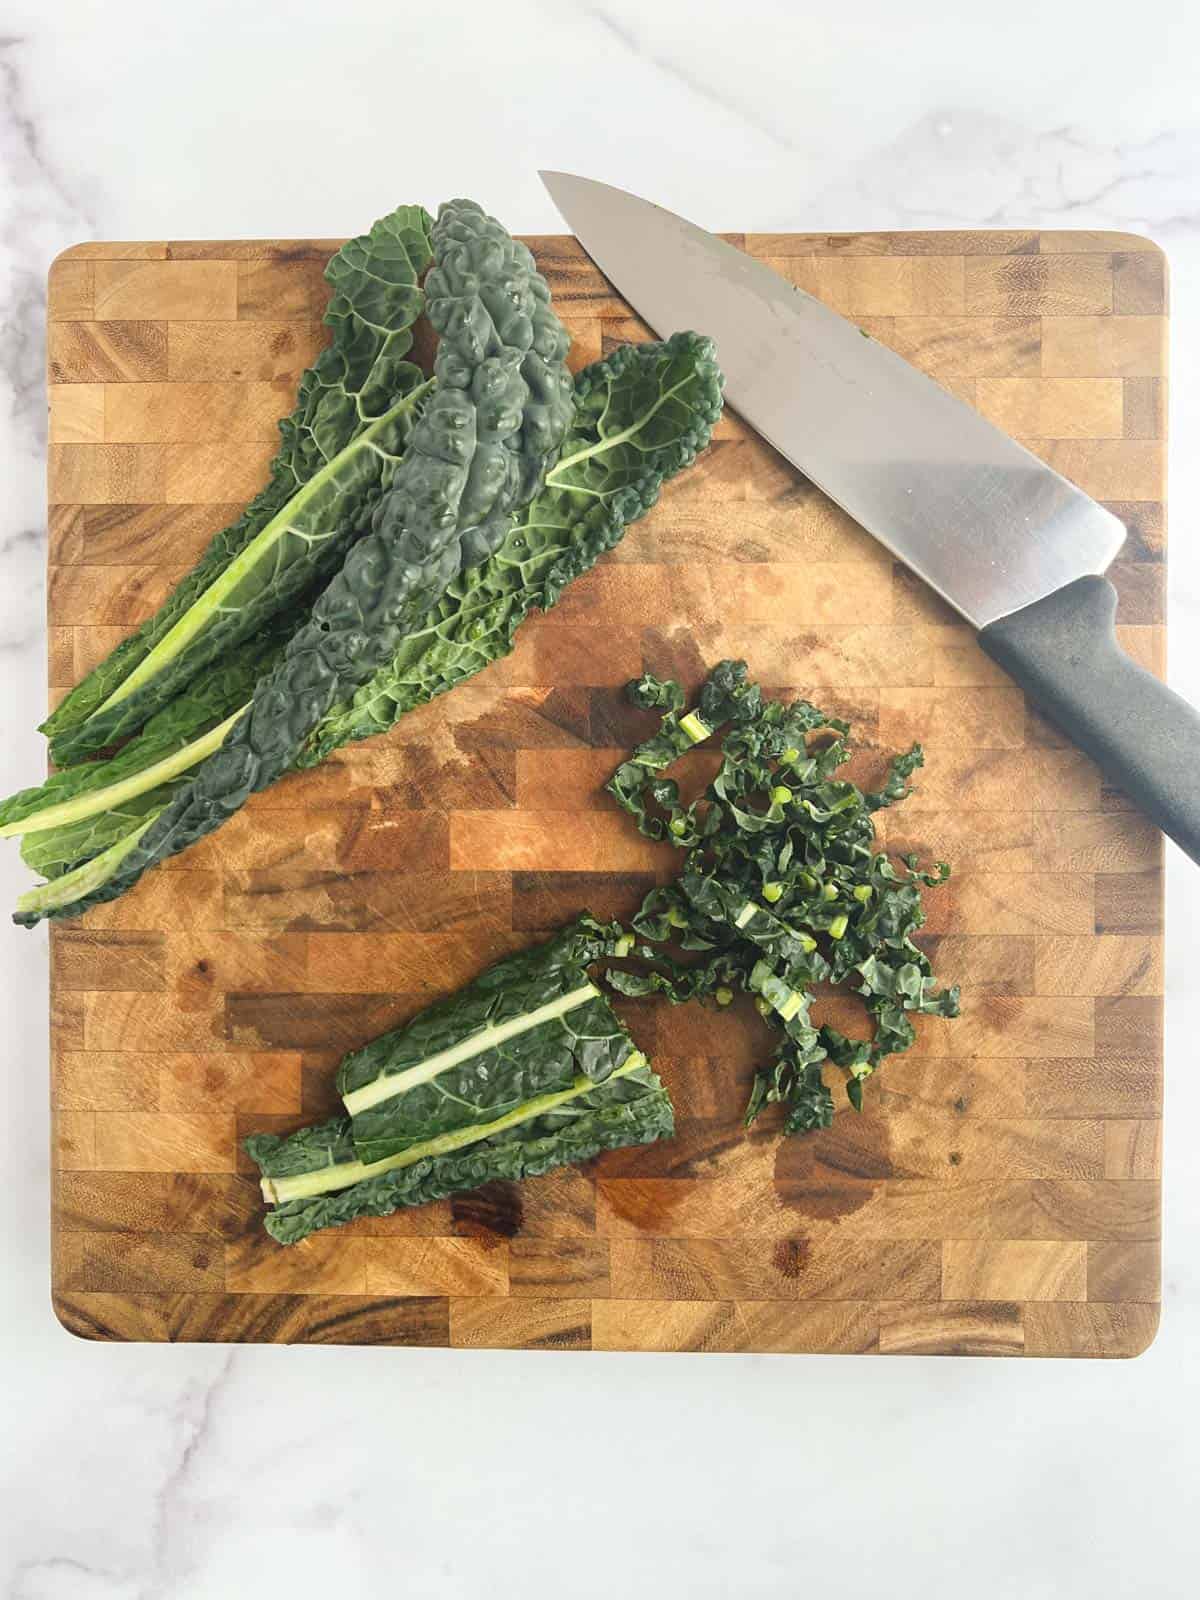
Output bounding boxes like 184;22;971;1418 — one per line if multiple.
1025;1057;1161;1120
224;1232;368;1295
593;1298;879;1354
449;1297;592;1350
55;1291;451;1346
878;1301;1024;1357
94;260;238;321
942;1240;1088;1302
56;1171;261;1238
48;256;95;320
608;1238;939;1302
104;380;296;443
975;377;1124;439
364;1238;509;1297
964;255;1113;315
1104;1120;1161;1179
45;229;1166;1355
49;321;168;384
1113;252;1166;315
57;1232;226;1294
48;385;105;444
508;1239;611;1298
1029;1180;1159;1242
1021;438;1164;503
1023;1301;1159;1359
1034;936;1162;997
885;316;1040;378
167;321;327;382
769;254;965;316
1041;316;1166;378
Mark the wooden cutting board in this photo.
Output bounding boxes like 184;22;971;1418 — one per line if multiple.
45;228;1167;1356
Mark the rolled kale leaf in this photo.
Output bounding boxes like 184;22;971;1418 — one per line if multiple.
45;206;436;764
338;915;637;1163
248;1057;673;1246
17;200;574;927
298;331;724;764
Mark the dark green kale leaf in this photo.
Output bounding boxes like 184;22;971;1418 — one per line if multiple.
17;200;574;927
1;628;293;880
338;916;638;1164
20;784;177;881
251;1060;674;1246
1;629;283;834
296;331;724;765
244;1117;357;1181
44;206;435;764
244;920;673;1244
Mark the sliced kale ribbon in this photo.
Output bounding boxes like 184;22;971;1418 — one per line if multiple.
603;660;960;1132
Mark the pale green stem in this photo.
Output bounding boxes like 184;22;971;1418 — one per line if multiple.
15;815;160;918
0;706;248;839
342;981;600;1116
94;379;434;714
266;1051;647;1205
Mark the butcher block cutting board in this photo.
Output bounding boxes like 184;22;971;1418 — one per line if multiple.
45;228;1167;1356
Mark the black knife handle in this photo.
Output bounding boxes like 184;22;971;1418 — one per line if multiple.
980;574;1200;864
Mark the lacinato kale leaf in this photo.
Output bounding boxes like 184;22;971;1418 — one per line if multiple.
0;628;284;836
605;660;959;1131
10;223;725;928
248;1059;674;1246
296;331;723;764
341;917;638;1164
16;200;574;927
338;914;629;1110
44;206;435;764
1;628;292;880
244;1116;357;1181
245;921;671;1244
20;784;176;881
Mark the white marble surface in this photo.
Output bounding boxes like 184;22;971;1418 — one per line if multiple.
2;2;1199;1594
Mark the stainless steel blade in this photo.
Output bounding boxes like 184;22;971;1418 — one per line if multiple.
540;171;1126;629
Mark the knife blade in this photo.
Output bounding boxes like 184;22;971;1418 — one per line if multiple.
540;171;1122;629
541;171;1200;864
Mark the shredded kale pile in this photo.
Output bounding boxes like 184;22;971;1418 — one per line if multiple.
605;660;960;1133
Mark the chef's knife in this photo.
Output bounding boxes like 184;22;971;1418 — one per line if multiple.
541;172;1197;863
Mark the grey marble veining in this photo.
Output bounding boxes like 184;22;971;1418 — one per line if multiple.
1;3;1198;1596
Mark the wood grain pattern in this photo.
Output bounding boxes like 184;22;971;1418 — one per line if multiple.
46;230;1166;1356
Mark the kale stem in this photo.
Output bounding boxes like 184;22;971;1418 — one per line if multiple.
91;379;435;717
0;706;248;839
269;1052;646;1204
15;815;161;918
